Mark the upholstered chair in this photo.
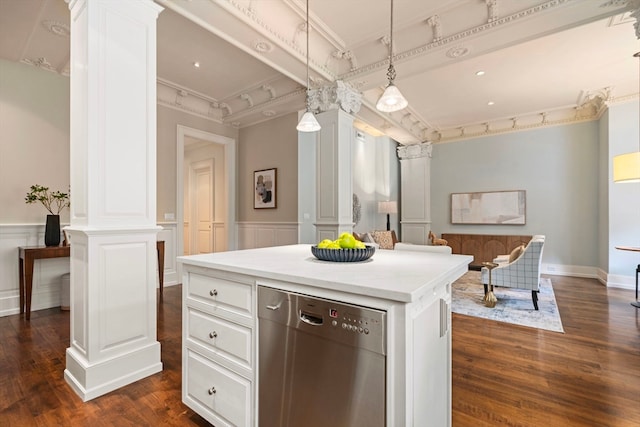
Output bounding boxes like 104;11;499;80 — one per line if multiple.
480;235;545;310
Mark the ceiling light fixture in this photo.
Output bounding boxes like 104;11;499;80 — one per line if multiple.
296;0;321;132
193;61;200;68
476;70;485;76
613;51;640;183
376;0;408;113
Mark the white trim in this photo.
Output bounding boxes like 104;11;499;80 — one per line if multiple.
176;125;237;282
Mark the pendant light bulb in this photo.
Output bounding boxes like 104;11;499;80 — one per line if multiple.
376;0;408;113
297;0;321;132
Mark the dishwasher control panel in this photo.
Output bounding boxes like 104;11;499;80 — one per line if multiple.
258;285;386;355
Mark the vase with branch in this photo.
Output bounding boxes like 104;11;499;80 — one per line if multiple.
25;184;70;246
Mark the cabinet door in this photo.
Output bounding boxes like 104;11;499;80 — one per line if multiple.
412;294;451;426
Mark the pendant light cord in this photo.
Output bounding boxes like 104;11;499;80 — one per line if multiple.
305;0;311;111
387;0;397;84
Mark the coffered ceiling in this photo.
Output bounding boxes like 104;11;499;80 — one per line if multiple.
1;0;639;144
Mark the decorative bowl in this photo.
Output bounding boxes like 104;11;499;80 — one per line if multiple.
311;245;375;262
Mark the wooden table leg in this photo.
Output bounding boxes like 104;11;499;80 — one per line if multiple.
157;241;165;295
24;255;35;320
19;257;25;315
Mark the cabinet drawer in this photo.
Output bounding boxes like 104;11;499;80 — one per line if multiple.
187;272;252;317
185;349;252;427
187;307;252;369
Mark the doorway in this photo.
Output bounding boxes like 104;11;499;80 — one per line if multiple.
176;125;236;274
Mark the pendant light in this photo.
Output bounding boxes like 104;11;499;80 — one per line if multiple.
613;51;640;183
376;0;408;113
297;0;321;132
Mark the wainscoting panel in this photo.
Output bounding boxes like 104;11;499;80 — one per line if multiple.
0;224;69;317
236;222;299;250
0;223;180;318
400;221;431;245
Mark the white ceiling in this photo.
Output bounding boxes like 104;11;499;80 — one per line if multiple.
1;0;639;144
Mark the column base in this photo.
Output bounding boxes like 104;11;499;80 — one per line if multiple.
64;342;162;402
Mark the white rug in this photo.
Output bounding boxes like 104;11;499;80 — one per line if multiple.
451;271;564;333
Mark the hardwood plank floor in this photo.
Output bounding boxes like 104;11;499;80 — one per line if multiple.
0;275;638;426
452;275;640;427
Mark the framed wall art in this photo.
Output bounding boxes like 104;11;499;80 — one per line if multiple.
254;168;277;209
451;190;526;225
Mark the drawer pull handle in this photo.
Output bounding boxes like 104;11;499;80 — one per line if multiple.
209;331;218;339
209;289;218;297
208;386;216;395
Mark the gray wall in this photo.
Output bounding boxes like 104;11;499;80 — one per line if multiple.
237;113;299;222
431;121;600;269
0;59;70;223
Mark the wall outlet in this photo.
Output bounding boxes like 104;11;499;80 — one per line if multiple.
164;213;175;221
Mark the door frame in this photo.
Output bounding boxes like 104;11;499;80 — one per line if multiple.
176;125;236;278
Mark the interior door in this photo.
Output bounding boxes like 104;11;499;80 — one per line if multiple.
190;159;214;254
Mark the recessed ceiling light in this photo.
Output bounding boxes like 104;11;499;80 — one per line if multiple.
487;101;495;106
193;61;200;68
475;70;485;76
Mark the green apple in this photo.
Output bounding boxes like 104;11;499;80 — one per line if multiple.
317;239;332;249
339;234;356;249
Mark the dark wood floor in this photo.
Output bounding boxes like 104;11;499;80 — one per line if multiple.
0;275;638;426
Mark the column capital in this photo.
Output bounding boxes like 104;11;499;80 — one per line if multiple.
397;142;433;160
309;80;362;114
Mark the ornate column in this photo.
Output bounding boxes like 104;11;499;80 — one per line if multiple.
398;142;433;244
298;81;362;242
64;0;163;401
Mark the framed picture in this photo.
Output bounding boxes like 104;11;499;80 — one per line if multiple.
451;190;526;225
254;168;277;209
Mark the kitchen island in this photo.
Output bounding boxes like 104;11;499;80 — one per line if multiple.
178;244;472;427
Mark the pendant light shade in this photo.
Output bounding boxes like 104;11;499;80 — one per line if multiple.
297;110;321;132
376;0;408;113
376;83;408;112
297;0;320;132
613;51;640;183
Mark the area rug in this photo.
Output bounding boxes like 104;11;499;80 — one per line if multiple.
451;271;564;333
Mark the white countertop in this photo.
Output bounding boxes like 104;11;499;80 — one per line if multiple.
178;244;472;303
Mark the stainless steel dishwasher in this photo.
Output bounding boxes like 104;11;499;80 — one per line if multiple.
258;285;386;427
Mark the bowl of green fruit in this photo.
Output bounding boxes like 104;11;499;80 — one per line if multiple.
311;232;375;262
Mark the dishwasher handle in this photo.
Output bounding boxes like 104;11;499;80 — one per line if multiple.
300;311;323;326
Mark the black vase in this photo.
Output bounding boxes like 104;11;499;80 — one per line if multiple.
44;214;61;247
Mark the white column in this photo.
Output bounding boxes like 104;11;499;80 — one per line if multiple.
314;109;355;241
398;143;432;244
64;0;164;402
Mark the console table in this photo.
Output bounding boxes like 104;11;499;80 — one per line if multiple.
19;241;165;320
615;246;640;309
442;233;531;270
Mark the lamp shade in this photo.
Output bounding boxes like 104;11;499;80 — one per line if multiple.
613;152;640;183
376;84;408;112
297;111;321;132
378;200;398;214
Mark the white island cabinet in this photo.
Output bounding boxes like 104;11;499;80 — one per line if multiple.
178;244;472;427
